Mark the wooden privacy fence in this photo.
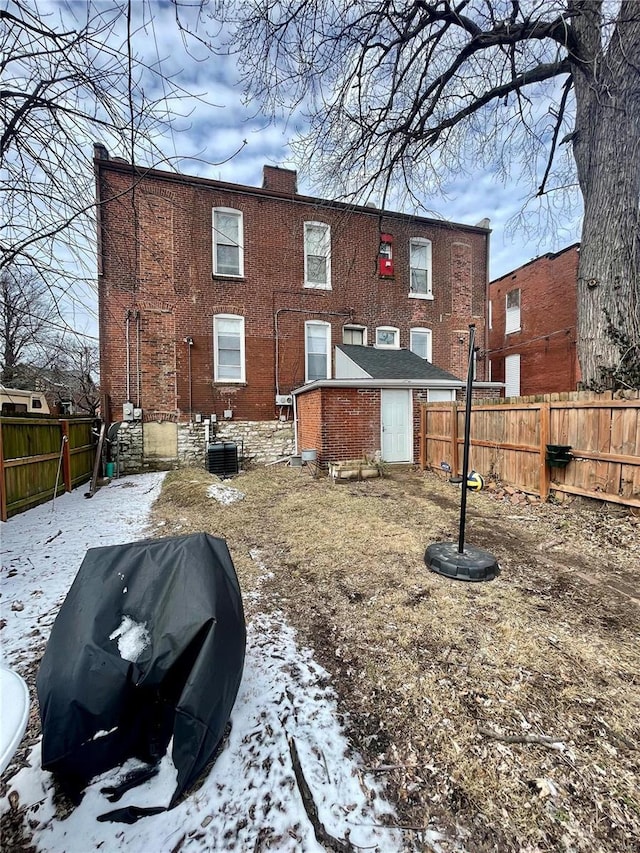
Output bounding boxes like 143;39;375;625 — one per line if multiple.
419;391;640;509
0;417;96;520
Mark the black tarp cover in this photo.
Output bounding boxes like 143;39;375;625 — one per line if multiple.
37;533;246;808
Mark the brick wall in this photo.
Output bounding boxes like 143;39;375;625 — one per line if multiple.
97;156;489;451
488;245;580;395
297;386;435;466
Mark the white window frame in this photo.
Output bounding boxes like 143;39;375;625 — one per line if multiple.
213;314;246;383
375;326;400;349
304;221;331;289
342;325;367;346
410;327;433;362
505;289;521;334
213;207;244;277
505;353;521;397
488;299;493;330
409;237;433;299
305;320;332;382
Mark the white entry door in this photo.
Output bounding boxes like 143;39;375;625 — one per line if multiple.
381;390;412;462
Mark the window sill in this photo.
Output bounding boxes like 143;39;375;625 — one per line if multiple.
213;380;248;386
408;292;434;300
505;327;521;335
304;282;332;290
212;274;245;282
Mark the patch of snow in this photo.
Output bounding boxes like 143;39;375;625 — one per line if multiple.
0;473;165;667
90;728;118;742
0;471;424;852
207;484;244;505
109;616;150;663
1;612;408;852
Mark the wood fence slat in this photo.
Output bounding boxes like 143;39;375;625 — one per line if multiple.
539;403;550;501
0;416;95;518
420;390;640;509
0;420;6;521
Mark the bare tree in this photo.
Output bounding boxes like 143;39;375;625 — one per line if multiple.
212;0;640;389
0;266;58;386
44;344;101;416
0;0;213;339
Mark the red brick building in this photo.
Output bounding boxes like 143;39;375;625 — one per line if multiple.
95;145;491;463
488;245;580;397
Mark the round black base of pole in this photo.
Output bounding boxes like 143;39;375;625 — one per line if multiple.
425;541;499;582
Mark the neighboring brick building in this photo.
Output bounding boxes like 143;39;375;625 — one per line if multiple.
95;145;491;465
488;244;580;397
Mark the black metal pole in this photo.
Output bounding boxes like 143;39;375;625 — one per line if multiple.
458;324;476;554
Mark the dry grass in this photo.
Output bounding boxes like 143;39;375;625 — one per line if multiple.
151;466;640;852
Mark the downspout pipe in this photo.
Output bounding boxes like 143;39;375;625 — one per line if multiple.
125;309;131;402
184;337;194;416
136;310;141;408
274;307;353;396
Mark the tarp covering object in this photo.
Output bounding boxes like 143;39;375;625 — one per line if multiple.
37;533;246;811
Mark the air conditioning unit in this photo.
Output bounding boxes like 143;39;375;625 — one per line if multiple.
275;394;293;406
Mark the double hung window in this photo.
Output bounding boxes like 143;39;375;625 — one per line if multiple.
213;314;245;382
409;238;432;298
410;328;432;362
305;321;331;381
213;208;243;277
505;289;521;333
304;222;331;289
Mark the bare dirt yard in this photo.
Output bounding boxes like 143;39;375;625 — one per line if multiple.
151;465;640;852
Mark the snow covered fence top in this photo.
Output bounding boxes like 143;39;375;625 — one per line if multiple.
36;533;246;817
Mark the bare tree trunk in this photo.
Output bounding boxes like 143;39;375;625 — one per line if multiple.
572;1;640;389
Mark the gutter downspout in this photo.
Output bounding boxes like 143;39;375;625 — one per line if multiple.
125;310;131;402
184;337;193;417
274;307;353;396
135;310;141;408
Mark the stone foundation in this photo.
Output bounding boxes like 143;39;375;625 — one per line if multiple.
112;418;295;473
213;419;294;465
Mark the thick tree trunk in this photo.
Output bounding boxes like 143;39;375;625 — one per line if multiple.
571;1;640;389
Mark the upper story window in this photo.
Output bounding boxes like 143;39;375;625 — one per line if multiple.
213;314;245;382
410;327;432;362
305;320;332;382
505;289;521;334
409;238;432;298
213;208;244;277
31;397;43;409
304;222;331;289
375;326;399;349
343;325;366;346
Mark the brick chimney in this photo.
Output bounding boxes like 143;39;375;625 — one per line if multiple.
262;165;297;195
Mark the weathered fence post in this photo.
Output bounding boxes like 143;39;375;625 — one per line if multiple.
419;405;427;469
61;420;72;492
539;403;550;502
0;420;6;522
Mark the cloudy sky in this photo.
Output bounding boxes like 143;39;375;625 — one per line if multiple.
29;0;584;339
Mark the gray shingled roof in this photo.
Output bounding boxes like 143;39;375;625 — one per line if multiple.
337;345;462;383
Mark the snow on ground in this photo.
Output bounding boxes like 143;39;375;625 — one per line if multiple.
207;483;245;505
1;476;412;852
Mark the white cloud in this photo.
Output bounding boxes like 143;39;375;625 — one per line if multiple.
27;1;582;334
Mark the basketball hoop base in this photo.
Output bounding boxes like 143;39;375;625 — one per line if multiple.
425;541;498;582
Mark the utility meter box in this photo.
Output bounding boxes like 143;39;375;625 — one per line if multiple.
275;394;293;406
133;407;143;420
122;402;134;422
